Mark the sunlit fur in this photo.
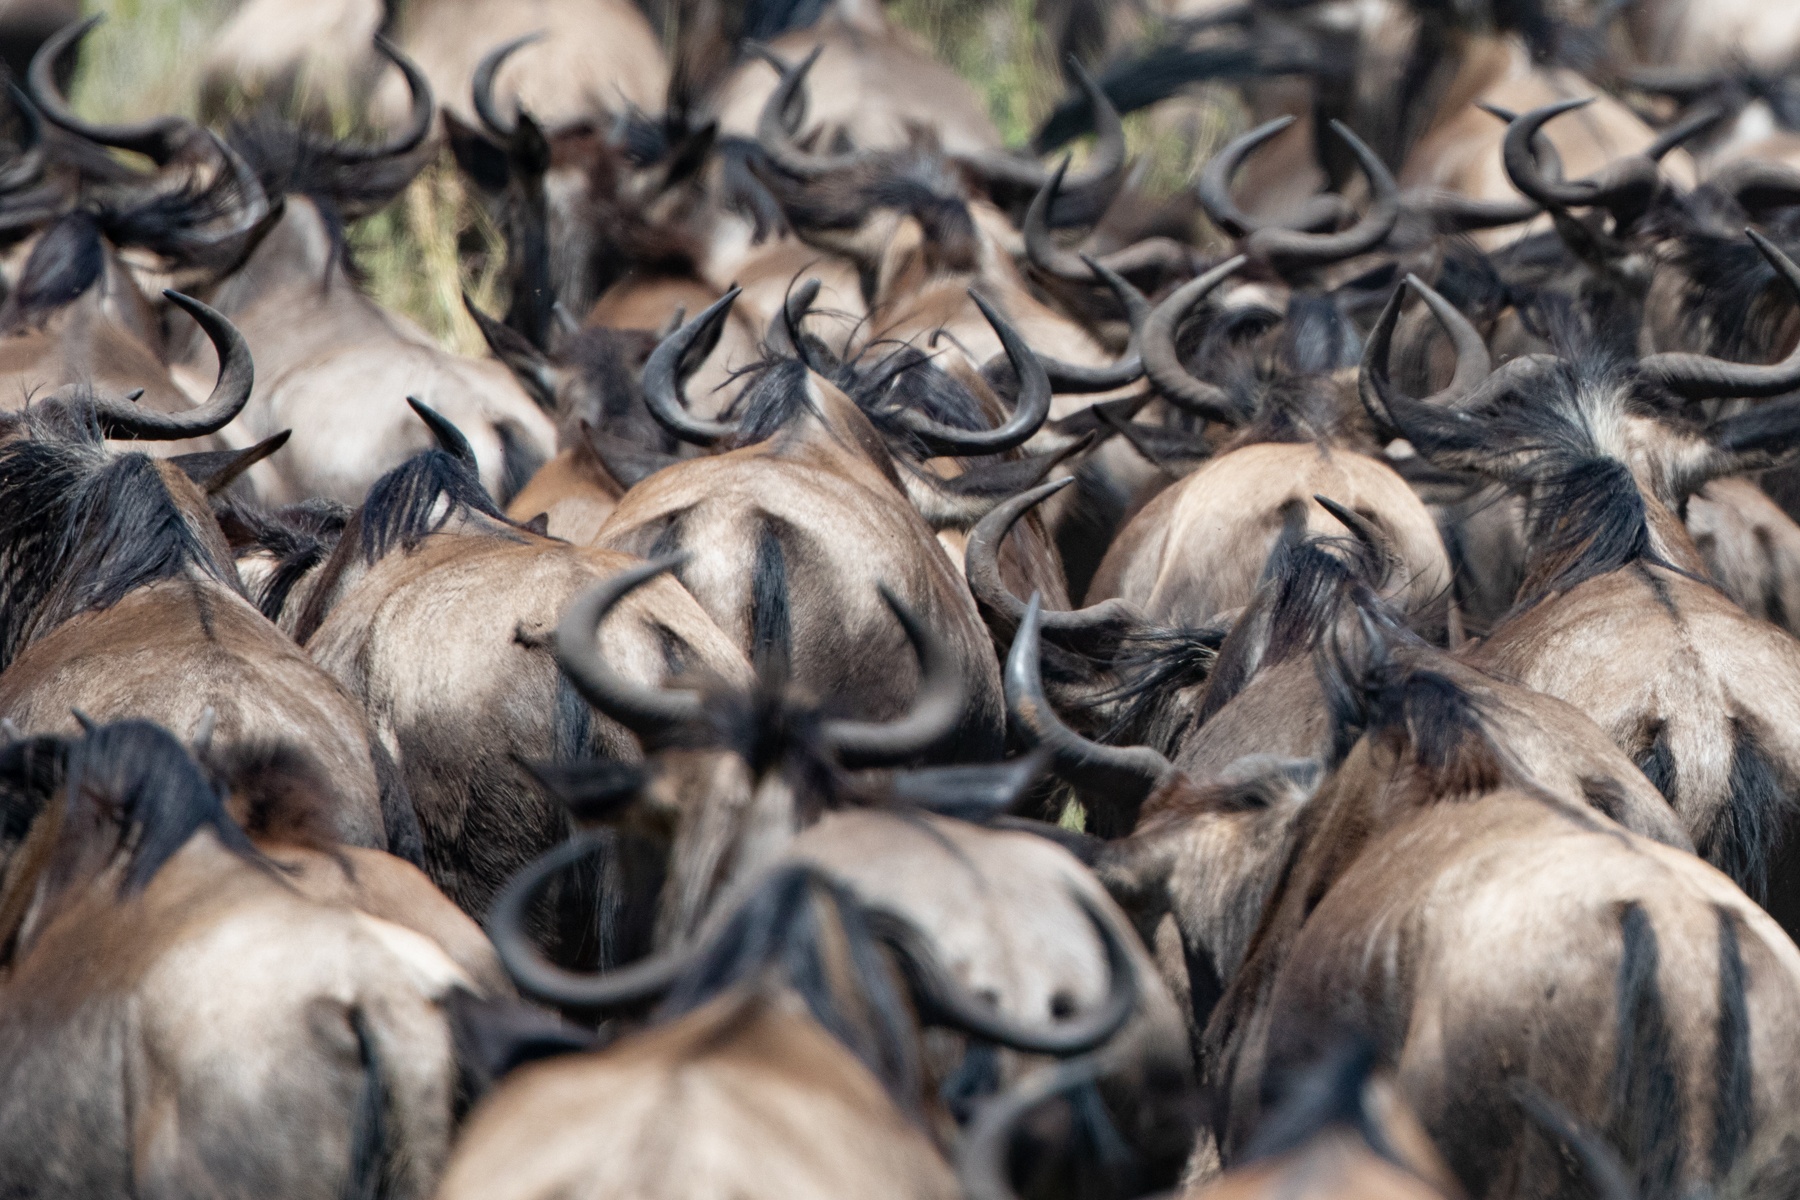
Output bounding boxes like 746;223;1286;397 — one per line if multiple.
0;721;476;1200
301;443;752;938
0;409;393;850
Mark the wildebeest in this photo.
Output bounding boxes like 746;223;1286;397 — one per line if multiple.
586;292;1067;752
0;293;410;854
1364;260;1800;920
291;406;752;944
457;856;1139;1195
185;39;556;505
0;718;486;1199
1009;582;1800;1196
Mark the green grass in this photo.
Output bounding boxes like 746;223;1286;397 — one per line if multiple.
65;0;1232;351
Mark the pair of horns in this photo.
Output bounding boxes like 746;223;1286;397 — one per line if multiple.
554;556;965;768
1499;97;1713;230
32;19;432;168
1197;116;1400;276
754;47;1126;228
641;287;1054;455
1360;231;1800;421
488;846;1138;1057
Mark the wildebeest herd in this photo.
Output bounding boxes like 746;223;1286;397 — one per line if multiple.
12;0;1800;1195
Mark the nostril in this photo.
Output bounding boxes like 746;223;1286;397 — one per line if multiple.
1050;990;1077;1019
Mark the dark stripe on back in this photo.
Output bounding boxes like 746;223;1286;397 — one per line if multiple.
1705;722;1791;902
749;515;791;677
1712;905;1753;1179
1608;902;1684;1198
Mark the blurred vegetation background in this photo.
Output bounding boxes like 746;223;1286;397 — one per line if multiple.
66;0;1233;354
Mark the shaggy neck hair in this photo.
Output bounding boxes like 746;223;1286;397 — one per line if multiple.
0;410;242;670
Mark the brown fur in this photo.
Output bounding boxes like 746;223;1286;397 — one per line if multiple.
0;820;471;1197
306;524;752;921
594;374;1004;750
1090;444;1453;632
438;988;959;1200
189;201;553;504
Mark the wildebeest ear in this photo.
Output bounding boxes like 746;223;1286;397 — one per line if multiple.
515;755;645;821
444;111;510;193
464;291;557;412
443;987;598;1110
581;422;677;489
889;746;1051;823
898;435;1096;532
169;429;292;495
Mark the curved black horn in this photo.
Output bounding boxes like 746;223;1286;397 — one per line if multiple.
1711;159;1800;216
1006;594;1175;831
755;46;867;180
1360;279;1548;451
1014;184;1149;390
28;18;195;165
872;885;1137;1054
1138;254;1251;422
818;586;965;767
472;33;543;141
1402;273;1493;400
1023;158;1090;281
306;37;434;163
406;397;476;466
487;831;695;1009
555;557;707;742
1197;115;1295;239
957;58;1127;227
642;289;743;446
765;277;822;359
0;85;46;195
891;293;1051;455
1644;101;1724;163
1639;230;1800;399
1246;121;1399;273
1036;257;1149;393
1410;188;1542;234
1501;98;1679;228
966;478;1144;641
92;292;253;440
959;1055;1106;1200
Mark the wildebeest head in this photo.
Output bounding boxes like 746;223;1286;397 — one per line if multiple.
447;35;714;344
485;855;1137;1109
651;283;1046;442
1362;244;1800;608
0;291;255;670
462;294;675;456
538;555;969;945
1193;114;1401;286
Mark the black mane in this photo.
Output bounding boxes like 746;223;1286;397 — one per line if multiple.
656;863;923;1113
356;448;516;565
723;336;999;456
19;720;262;901
217;497;351;622
0;415;243;670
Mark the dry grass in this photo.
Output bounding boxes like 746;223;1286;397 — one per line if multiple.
66;0;1233;350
